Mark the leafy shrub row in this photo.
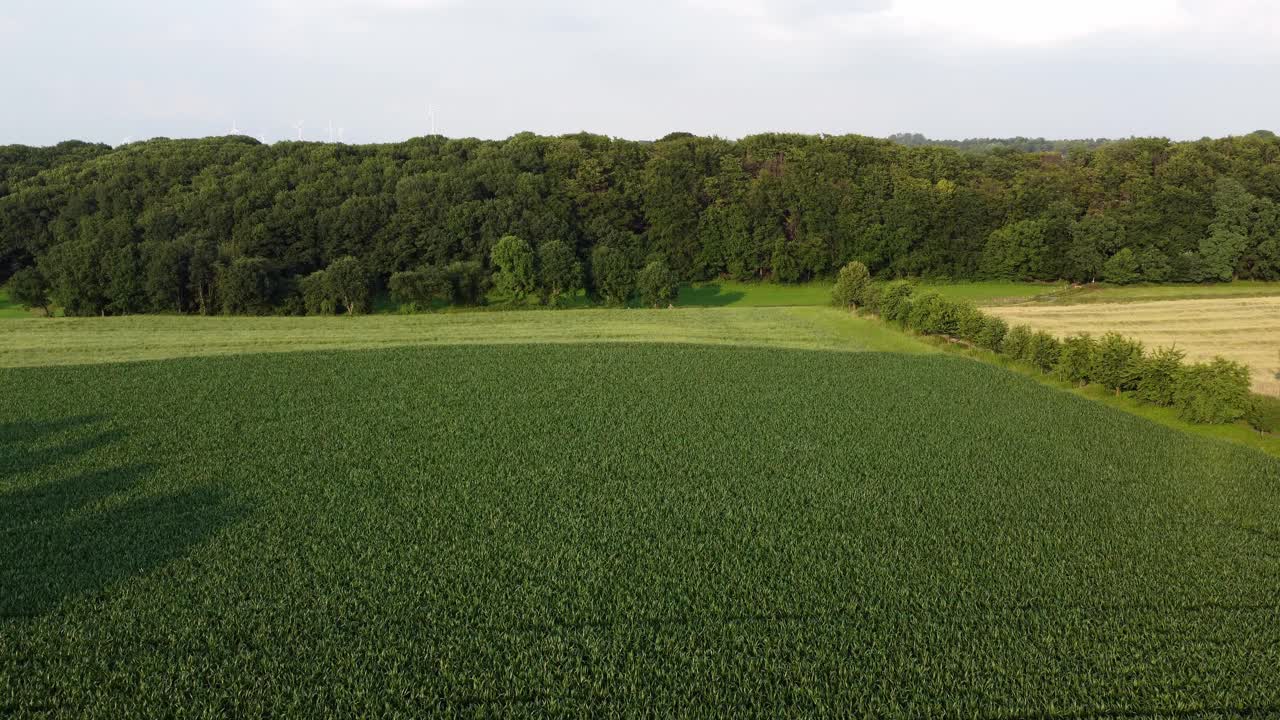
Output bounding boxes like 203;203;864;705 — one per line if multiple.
834;261;1262;426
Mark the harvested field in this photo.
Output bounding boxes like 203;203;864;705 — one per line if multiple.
991;296;1280;395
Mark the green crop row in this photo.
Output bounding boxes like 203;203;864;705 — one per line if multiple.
835;262;1261;428
3;343;1279;717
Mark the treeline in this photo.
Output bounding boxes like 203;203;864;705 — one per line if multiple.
3;130;1280;316
832;262;1267;428
886;133;1114;154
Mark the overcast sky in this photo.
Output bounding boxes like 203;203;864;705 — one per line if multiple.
2;0;1277;146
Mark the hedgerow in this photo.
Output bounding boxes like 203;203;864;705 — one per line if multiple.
856;280;1256;425
2;343;1278;716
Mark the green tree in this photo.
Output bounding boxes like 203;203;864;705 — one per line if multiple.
220;256;275;315
878;281;914;324
831;261;871;309
1174;358;1251;424
1136;346;1186;406
1001;325;1033;359
1055;334;1098;386
636;258;678;307
324;256;371;314
537;240;583;305
1093;332;1145;395
445;261;488;306
299;270;336;315
980;220;1047;280
5;267;51;316
1102;248;1140;285
591;245;634;305
491;234;537;302
1024;331;1061;373
975;315;1008;352
1199;177;1254;282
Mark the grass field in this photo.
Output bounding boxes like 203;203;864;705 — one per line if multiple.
0;307;931;368
3;342;1278;717
991;296;1280;396
1043;280;1280;305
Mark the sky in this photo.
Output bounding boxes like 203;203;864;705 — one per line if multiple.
2;0;1278;146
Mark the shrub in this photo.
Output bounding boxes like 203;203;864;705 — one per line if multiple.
389;265;450;312
1000;325;1033;359
1093;332;1145;395
906;292;961;336
636;259;678;308
1136;346;1186;406
1055;334;1098;385
444;261;488;305
831;261;871;309
975;315;1008;352
1174;358;1252;424
954;303;986;344
862;283;885;314
1245;394;1280;434
1024;331;1062;373
879;281;914;325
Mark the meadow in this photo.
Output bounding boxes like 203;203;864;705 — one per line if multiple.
991;296;1280;396
3;342;1279;717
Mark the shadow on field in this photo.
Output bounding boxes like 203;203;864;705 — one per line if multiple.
678;284;746;307
0;416;243;618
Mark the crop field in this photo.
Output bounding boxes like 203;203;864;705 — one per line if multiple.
3;341;1279;717
991;296;1280;396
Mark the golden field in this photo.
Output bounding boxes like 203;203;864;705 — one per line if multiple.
991;296;1280;396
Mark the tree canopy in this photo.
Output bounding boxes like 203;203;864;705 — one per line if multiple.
3;131;1280;314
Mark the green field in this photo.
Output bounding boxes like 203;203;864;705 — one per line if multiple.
677;280;1068;307
0;307;931;368
4;318;1280;716
1037;280;1280;304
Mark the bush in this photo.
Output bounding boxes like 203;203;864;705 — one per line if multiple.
1093;332;1145;395
906;293;961;337
1024;331;1062;373
831;261;871;309
879;281;914;325
1055;334;1097;385
1000;325;1033;359
975;315;1008;352
1136;346;1186;406
862;283;885;314
445;261;488;305
1245;394;1280;434
954;303;986;344
389;265;450;312
636;259;678;308
1174;358;1252;424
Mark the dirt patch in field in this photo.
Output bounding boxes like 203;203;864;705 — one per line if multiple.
991;296;1280;396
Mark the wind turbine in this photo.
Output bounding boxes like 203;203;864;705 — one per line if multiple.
229;119;242;136
119;136;133;146
293;120;305;141
326;119;336;143
337;127;345;144
427;104;437;135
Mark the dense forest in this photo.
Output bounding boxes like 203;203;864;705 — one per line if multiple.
2;130;1279;315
